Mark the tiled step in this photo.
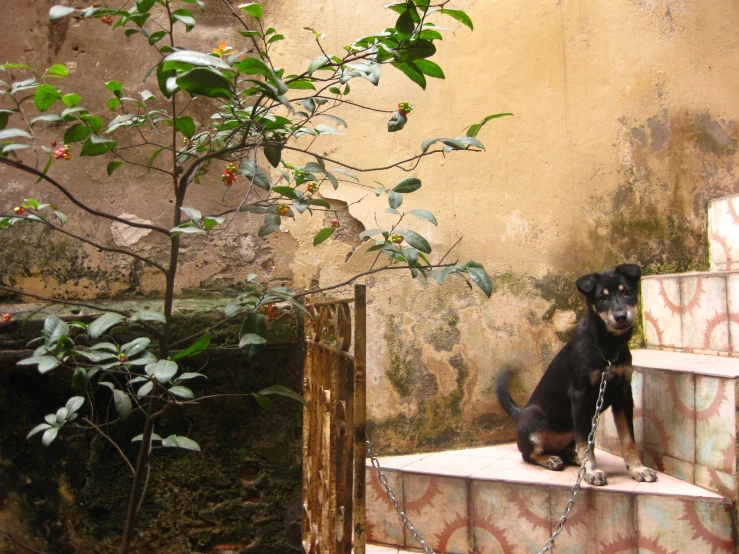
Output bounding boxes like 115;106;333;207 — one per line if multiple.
596;349;739;501
641;271;739;355
366;444;733;554
709;194;739;271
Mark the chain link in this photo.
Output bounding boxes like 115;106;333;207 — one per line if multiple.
538;363;609;554
366;363;610;554
366;439;436;554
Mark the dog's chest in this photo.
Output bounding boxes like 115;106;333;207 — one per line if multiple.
589;363;632;386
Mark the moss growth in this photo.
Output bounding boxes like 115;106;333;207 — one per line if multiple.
427;312;461;352
533;272;583;321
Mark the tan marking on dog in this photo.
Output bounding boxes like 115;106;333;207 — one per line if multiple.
602;288;609;295
618;284;624;291
613;410;641;469
576;441;597;471
590;364;633;385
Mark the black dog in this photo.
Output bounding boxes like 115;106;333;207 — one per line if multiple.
496;264;657;486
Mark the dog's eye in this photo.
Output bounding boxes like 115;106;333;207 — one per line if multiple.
597;294;609;303
622;288;634;297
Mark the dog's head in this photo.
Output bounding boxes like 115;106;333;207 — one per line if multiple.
575;264;641;335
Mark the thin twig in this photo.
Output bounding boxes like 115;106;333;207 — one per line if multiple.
0;531;47;554
438;236;463;264
81;418;135;475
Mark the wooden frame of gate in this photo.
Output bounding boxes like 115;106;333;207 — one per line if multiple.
302;284;367;554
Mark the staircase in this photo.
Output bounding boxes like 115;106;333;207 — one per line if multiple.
365;193;739;553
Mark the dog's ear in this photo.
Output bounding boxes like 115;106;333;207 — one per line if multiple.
616;264;641;281
576;273;599;295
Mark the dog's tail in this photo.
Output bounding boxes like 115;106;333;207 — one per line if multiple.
495;370;521;422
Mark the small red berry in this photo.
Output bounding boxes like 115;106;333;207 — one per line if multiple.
391;233;403;244
102;14;113;25
330;218;340;228
276;203;289;216
308;182;319;193
398;101;414;115
1;313;11;323
51;140;57;147
13;206;26;215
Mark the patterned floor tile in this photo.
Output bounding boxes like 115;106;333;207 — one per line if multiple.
681;275;730;352
695;376;736;473
641;277;682;349
472;480;551;553
366;469;405;548
403;474;470;553
636;495;733;554
641;369;695;463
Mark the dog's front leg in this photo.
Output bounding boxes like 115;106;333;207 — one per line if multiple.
571;387;607;486
612;380;657;482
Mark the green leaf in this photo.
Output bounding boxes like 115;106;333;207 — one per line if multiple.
239;2;263;19
240;312;268;358
42;428;59;446
0;128;32;141
177;372;207;381
107;97;121;110
308;198;330;208
287;79;315;90
80;113;103;133
176;67;233;100
308;56;330;76
236;57;272;77
121;337;151;357
395;9;416;37
172;8;196;31
396;229;431;254
107;161;124;176
80;137;115;156
413;59;445;79
171;330;210;358
61;93;81;107
439;8;473;30
168;385;194;399
313;227;335;246
44;314;69;346
388;191;403;209
258;384;309;408
238;333;267;348
465;112;514;137
264;145;281;168
136;0;156;12
63;123;91;144
0;109;14;130
49;6;75;20
137;381;154;397
358;229;384;240
392;177;421;193
45;64;68;78
387;111;408;132
254;394;272;411
27;422;53;439
128;310;166;324
391;62;426;89
17;355;61;374
88;312;125;339
409;209;438;225
34;84;60;112
175;116;196;138
150;359;178;383
467;265;493;297
163;435;201;451
113;389;132;419
272;186;299;199
163;50;232;71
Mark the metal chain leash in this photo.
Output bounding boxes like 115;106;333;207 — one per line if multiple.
366;363;610;554
366;439;435;554
538;363;609;554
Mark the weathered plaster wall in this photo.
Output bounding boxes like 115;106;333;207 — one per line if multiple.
1;0;738;456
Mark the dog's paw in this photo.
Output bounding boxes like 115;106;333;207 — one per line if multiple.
629;465;657;482
545;456;565;471
584;469;607;486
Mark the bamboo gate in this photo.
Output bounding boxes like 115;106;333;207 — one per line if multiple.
302;284;367;554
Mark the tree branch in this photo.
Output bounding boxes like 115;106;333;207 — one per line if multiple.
0;157;171;235
81;418;135;475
